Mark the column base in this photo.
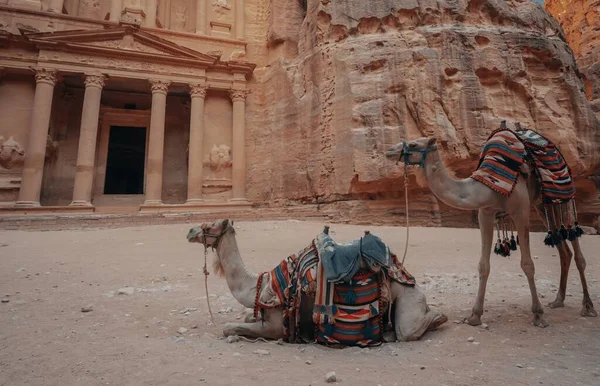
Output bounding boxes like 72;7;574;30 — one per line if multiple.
229;198;250;204
14;201;41;208
143;199;163;206
185;198;205;205
69;200;94;207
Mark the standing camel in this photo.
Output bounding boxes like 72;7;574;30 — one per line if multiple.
385;136;597;327
187;219;448;342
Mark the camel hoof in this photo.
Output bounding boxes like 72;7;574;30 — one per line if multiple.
581;302;598;317
531;314;549;328
383;331;397;342
547;299;565;309
428;313;448;331
465;314;482;326
223;323;237;337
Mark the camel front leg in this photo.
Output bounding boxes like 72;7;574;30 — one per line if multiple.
515;215;548;327
548;242;573;309
392;284;447;342
465;209;495;326
570;238;598;317
223;309;284;340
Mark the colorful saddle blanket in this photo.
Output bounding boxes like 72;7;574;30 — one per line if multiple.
471;128;575;204
257;232;416;345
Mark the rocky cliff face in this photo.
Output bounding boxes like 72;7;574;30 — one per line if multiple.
246;0;600;227
545;0;600;115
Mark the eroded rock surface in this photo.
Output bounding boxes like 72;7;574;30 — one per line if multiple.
246;0;600;226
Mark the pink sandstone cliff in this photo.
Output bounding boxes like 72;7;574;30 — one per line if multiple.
244;0;600;227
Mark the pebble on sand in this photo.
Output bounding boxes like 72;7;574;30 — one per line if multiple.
467;337;475;342
81;305;93;312
325;372;337;383
117;287;135;295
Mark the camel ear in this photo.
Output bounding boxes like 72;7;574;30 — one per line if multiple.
222;219;229;228
231;220;234;226
427;138;437;147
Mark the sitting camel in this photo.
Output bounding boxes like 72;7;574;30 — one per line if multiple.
187;219;448;342
385;134;597;328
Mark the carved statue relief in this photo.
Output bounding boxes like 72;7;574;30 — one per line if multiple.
0;136;25;170
204;144;232;171
170;0;188;31
125;0;142;8
78;0;102;20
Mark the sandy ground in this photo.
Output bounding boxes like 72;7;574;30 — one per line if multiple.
0;220;599;386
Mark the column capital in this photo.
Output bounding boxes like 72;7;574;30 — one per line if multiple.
229;88;250;102
32;68;58;86
149;79;171;94
189;83;208;98
84;74;106;89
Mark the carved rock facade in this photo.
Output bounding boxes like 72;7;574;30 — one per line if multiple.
246;0;600;226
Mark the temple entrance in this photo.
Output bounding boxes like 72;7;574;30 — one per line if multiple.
104;126;146;195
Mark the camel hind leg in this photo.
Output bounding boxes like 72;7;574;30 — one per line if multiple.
570;238;598;317
548;242;573;309
223;310;284;339
391;284;447;342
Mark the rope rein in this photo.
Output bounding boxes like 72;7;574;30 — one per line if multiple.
203;243;216;326
401;162;410;267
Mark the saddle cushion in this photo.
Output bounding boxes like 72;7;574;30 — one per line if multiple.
315;269;382;347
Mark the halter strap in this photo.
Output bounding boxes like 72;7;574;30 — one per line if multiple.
400;142;437;168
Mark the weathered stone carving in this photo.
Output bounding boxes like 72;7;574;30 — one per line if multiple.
0;18;10;32
84;74;105;89
171;0;188;31
149;79;171;94
78;0;101;20
33;68;58;85
189;84;208;98
212;0;231;16
0;137;25;170
204;144;232;171
229;89;249;101
45;135;59;161
229;50;246;62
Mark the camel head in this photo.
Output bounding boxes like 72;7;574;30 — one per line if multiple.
386;137;437;168
187;218;235;248
187;219;236;277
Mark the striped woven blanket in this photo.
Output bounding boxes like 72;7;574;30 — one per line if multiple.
471;128;575;204
515;128;575;204
471;129;527;196
256;233;416;345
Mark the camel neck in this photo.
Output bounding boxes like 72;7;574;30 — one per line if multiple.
215;233;259;309
422;150;488;210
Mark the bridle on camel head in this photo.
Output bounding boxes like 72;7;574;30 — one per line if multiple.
199;221;234;251
197;220;234;326
398;141;438;168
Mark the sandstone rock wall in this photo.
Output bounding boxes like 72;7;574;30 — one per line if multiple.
545;0;600;114
246;0;600;227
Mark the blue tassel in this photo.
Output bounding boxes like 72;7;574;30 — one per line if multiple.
364;319;373;339
324;323;334;337
344;290;357;305
369;304;379;317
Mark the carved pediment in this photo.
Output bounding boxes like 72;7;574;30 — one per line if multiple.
24;26;220;66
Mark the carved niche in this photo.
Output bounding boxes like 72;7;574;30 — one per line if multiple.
0;136;25;170
170;0;189;31
78;0;102;20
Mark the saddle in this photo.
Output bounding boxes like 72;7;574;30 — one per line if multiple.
315;231;391;283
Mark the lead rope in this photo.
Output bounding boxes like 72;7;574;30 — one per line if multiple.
401;162;410;266
203;243;216;326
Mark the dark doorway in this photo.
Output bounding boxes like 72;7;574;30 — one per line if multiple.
104;126;146;195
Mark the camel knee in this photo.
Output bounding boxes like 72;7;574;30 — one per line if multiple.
478;261;490;279
574;254;587;271
520;260;535;277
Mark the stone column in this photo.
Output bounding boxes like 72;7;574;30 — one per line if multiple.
144;79;170;205
195;0;206;34
15;69;58;207
48;0;64;13
109;0;123;22
235;0;245;40
145;0;157;28
70;74;105;207
186;83;207;204
229;88;249;202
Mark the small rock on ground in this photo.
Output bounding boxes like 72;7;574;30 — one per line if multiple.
1;299;9;303
226;335;240;343
117;287;135;295
81;305;93;312
467;337;475;342
325;372;337;383
253;349;270;356
177;327;188;334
